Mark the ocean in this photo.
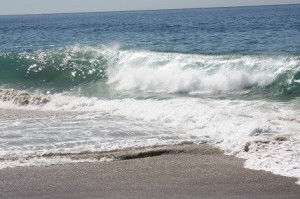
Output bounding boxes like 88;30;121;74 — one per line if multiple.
0;5;300;182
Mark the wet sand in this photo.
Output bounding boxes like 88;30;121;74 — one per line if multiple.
0;144;299;199
0;108;81;120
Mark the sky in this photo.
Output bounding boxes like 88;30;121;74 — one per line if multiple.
0;0;300;15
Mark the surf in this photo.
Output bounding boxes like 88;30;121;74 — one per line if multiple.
0;45;299;98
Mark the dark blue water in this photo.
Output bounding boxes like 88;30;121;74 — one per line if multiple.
1;5;300;54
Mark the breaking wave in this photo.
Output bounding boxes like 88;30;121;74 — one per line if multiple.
0;45;299;97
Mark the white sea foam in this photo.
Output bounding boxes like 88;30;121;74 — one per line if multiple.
0;156;112;170
107;50;299;93
1;93;299;184
240;136;300;185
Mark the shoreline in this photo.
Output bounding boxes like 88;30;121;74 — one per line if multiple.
0;144;300;199
1;108;300;198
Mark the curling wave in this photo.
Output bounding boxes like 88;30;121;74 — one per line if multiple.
0;45;299;97
0;45;111;90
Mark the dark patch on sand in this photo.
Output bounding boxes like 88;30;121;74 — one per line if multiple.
39;144;221;161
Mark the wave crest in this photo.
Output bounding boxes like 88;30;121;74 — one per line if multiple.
108;51;300;96
0;45;299;97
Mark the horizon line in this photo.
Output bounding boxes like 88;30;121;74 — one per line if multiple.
0;3;299;17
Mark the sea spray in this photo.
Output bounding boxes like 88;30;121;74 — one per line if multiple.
0;46;299;97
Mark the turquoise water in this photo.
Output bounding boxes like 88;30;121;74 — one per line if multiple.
0;5;300;182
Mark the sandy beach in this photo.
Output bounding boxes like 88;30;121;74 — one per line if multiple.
0;143;299;199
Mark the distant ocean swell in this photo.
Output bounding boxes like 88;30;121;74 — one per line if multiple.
0;45;299;97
